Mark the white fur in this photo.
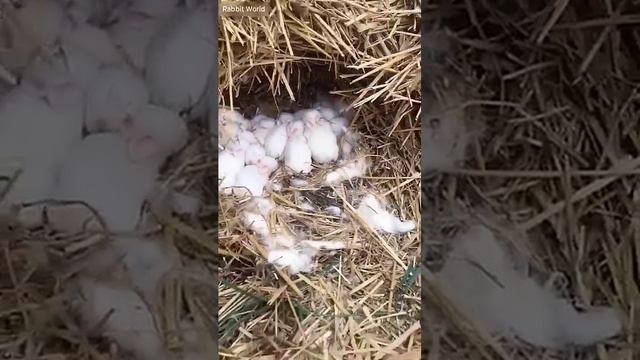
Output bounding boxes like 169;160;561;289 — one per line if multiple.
244;143;266;165
233;165;269;197
0;87;83;208
304;116;339;163
324;157;368;185
218;109;248;146
62;24;124;66
241;211;269;236
145;5;215;112
130;103;188;155
436;225;622;348
108;11;162;71
264;123;287;158
267;249;315;274
0;0;71;71
69;276;167;360
85;65;150;133
218;149;245;192
52;25;125;92
423;92;469;170
355;194;415;234
50;133;159;233
284;136;312;174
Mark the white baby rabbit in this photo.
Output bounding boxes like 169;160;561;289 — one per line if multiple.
277;112;295;124
252;115;276;145
283;121;312;174
437;225;622;349
109;235;180;306
237;129;259;145
227;130;259;155
423;89;472;170
251;114;276;129
314;105;338;121
0;0;71;71
264;121;288;159
0;86;83;208
302;110;339;163
256;156;278;177
314;95;353;121
145;3;215;112
244;143;266;165
324;157;368;185
21;48;72;90
240;196;275;235
85;65;150;133
327;116;348;137
54;24;125;92
50;133;160;233
218;148;245;193
241;211;269;236
356;194;415;234
21;42;98;94
125;103;188;155
20;80;85;133
108;11;162;72
61;24;125;66
339;129;360;160
69;276;168;360
267;249;315;274
218;109;250;146
234;162;273;197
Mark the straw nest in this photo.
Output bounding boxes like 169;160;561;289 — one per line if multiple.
425;0;640;359
218;1;421;358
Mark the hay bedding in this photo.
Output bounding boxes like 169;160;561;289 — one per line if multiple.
218;1;421;358
424;0;640;359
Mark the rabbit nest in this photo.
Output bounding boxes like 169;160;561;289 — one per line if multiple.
217;1;422;359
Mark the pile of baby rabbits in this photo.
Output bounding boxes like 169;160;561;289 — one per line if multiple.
0;0;214;359
218;97;416;274
218;98;356;197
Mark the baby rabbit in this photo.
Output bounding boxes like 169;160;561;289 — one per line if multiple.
252;115;276;145
356;194;415;234
264;120;288;159
302;110;339;164
85;65;150;133
122;103;188;157
218;148;245;194
257;155;278;176
218;109;250;147
244;143;267;165
69;276;167;360
0;86;83;209
145;3;215;112
277;112;295;124
423;87;471;170
108;11;162;72
0;0;70;71
234;161;273;197
49;132;162;233
28;24;125;94
283;121;312;174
